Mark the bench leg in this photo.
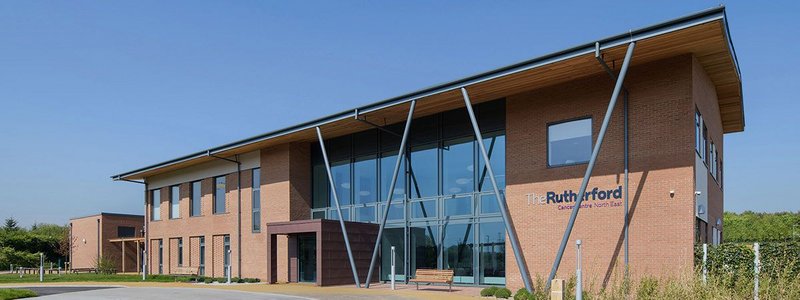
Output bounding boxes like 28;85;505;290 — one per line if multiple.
449;282;452;292
416;282;418;290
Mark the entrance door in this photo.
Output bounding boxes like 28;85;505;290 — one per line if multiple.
297;234;316;283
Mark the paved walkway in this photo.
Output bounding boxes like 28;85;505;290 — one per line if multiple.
1;282;479;299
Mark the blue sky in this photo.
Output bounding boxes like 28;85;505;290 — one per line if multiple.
1;1;798;227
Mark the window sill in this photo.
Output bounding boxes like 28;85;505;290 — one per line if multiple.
547;161;589;169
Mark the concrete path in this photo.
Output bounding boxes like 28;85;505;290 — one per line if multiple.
28;286;312;299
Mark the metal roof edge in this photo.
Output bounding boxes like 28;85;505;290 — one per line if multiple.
112;6;732;180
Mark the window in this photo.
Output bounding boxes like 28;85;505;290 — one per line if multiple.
252;168;261;232
409;143;438;198
548;118;592;167
330;160;351;207
480;222;505;284
478;133;505;191
442;138;474;195
177;238;183;266
199;236;205;275
158;239;163;274
117;226;136;238
695;110;703;156
353;156;377;204
170;185;180;219
191;181;201;217
380;151;405;201
443;223;474;283
151;190;161;221
703;124;709;166
710;142;717;179
214;176;226;214
223;235;231;278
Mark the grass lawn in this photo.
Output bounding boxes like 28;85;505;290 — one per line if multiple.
0;273;192;284
0;288;37;300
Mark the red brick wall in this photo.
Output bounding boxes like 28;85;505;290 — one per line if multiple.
71;214;143;272
505;55;697;291
692;56;725;242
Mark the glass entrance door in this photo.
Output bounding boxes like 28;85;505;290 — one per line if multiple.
297;234;316;283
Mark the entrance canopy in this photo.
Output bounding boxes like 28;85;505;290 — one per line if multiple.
265;219;378;286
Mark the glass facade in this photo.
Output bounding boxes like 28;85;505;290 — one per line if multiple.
310;99;506;285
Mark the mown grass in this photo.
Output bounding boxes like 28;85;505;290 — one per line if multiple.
0;288;37;300
0;273;192;284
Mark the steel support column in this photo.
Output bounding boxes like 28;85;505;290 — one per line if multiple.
595;42;631;276
315;126;361;288
546;41;636;290
364;100;416;288
462;88;534;293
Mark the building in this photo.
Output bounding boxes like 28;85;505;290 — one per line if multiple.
69;213;145;273
111;7;743;290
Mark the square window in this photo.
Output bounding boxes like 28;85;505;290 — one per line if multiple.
548;118;592;167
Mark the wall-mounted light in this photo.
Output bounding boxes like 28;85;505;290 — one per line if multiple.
669;190;675;198
82;239;86;244
695;191;702;196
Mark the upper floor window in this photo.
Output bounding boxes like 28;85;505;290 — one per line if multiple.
695;110;703;157
252;168;261;232
170;185;180;219
703;124;709;166
191;181;201;217
151;189;161;221
117;226;136;238
548;118;592;167
214;176;227;214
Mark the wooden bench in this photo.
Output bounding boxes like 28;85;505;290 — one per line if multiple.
170;266;199;281
409;269;454;292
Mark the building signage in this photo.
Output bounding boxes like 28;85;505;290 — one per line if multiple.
525;186;623;210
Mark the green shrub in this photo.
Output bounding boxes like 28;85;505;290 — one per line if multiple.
480;286;499;297
94;256;117;275
0;288;38;299
203;277;213;284
494;287;512;299
513;288;530;300
636;277;659;299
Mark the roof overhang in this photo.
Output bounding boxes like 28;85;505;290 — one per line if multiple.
113;6;743;181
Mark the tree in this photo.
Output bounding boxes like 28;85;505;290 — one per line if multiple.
4;218;19;231
57;228;75;262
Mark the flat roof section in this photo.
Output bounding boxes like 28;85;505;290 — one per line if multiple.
112;6;743;181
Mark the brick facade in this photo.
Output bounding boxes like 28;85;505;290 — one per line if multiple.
136;54;730;288
70;213;143;273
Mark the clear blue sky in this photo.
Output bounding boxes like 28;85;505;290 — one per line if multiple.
1;1;798;227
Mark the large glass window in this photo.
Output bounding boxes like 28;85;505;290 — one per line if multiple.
478;133;506;191
380;227;406;281
252;168;261;232
214;176;226;214
151;190;161;221
548;118;592;167
409;144;438;199
191;181;201;216
353;156;377;204
170;185;180;219
479;222;505;285
410;225;438;276
442;223;474;283
308;99;507;286
380;151;406;201
330;160;351;206
443;138;474;195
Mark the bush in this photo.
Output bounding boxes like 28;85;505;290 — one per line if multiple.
494;288;512;299
637;277;659;299
203;277;213;284
513;288;530;300
94;256;117;275
481;286;499;297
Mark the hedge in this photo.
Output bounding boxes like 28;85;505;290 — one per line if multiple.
694;241;800;279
